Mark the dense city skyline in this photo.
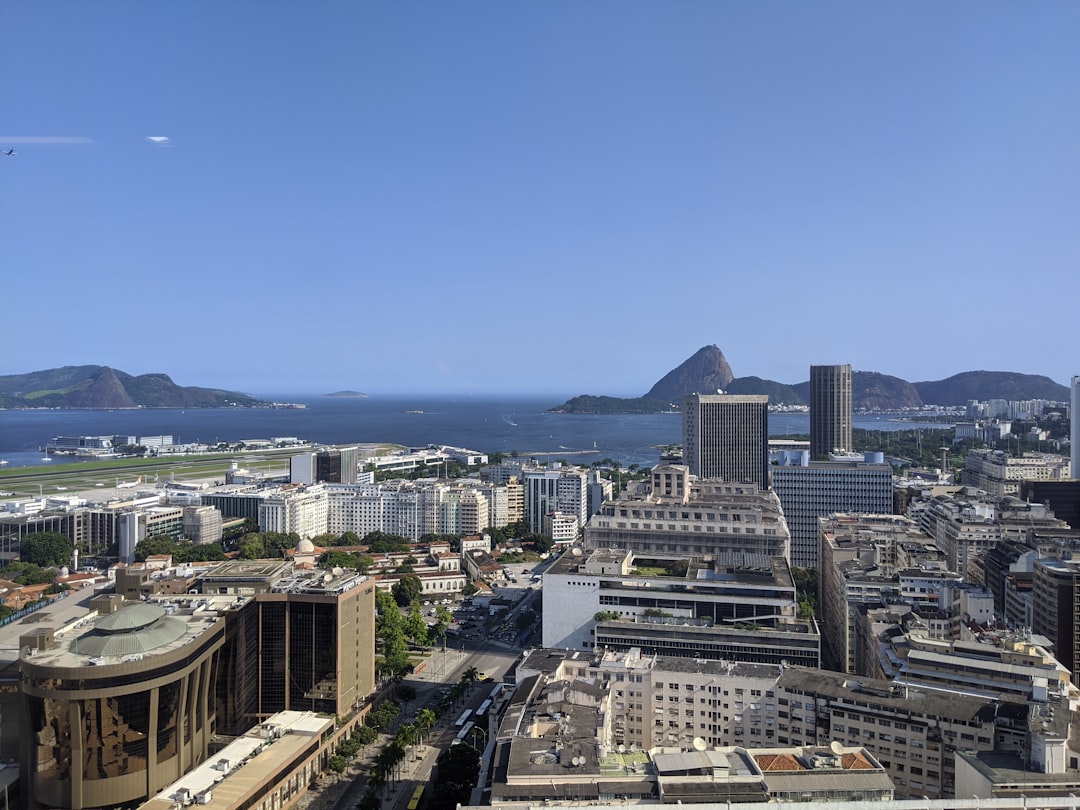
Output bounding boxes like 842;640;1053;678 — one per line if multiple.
3;3;1078;394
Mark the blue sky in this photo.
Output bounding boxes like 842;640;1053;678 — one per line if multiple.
3;2;1078;396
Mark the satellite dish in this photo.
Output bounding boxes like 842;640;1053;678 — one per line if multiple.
830;740;844;756
617;745;626;754
693;737;707;752
332;567;343;576
571;547;583;556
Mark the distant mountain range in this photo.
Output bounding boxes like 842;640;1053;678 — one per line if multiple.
549;346;1071;413
0;366;260;409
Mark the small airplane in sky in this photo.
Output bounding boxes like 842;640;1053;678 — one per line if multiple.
117;475;142;489
2;149;16;157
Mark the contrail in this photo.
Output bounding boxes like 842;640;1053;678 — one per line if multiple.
0;136;95;144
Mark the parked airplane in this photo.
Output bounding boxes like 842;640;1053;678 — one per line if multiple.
117;475;142;489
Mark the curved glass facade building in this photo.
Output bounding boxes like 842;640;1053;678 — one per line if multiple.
20;601;225;810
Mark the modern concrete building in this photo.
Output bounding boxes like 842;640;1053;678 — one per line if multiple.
118;507;185;563
1022;479;1080;531
771;454;893;568
584;466;790;560
542;548;819;667
1031;557;1080;679
290;446;359;485
683;394;769;490
522;465;588;535
809;364;853;459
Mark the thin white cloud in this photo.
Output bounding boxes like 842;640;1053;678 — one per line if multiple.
145;136;172;145
0;136;94;144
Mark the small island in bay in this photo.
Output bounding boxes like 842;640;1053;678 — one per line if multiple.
325;390;369;398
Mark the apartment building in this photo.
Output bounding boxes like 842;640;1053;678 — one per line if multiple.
817;513;955;674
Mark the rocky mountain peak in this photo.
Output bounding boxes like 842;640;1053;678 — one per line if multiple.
643;345;735;402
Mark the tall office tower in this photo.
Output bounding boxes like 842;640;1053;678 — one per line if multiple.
1072;376;1079;479
1032;557;1080;678
772;455;894;568
523;465;588;534
291;446;359;485
810;363;853;459
682;393;769;489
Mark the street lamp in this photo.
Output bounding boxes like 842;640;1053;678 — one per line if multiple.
469;725;488;750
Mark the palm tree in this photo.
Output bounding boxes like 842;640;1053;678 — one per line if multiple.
462;666;479;683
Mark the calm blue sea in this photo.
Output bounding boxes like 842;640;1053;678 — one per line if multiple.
0;395;948;470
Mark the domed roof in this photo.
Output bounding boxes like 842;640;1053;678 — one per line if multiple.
96;602;166;632
297;539;315;553
72;602;187;658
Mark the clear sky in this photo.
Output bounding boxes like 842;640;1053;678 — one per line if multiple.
2;2;1078;396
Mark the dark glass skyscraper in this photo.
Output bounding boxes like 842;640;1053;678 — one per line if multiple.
810;364;853;459
682;393;769;489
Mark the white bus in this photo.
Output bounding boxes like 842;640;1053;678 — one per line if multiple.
455;709;472;728
454;720;475;743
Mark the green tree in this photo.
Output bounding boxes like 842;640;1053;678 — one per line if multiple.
392;573;423;607
430;743;482;810
364;531;411;553
176;542;226;563
353;724;377;749
337;531;362;547
19;532;73;568
134;535;180;561
531;534;555;554
375;590;411;678
237;534;265;559
404;601;430;646
322;550;362;569
2;562;55;586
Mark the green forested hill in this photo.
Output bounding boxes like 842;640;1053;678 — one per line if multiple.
0;366;259;409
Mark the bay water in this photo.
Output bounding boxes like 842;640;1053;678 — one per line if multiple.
0;395;947;470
